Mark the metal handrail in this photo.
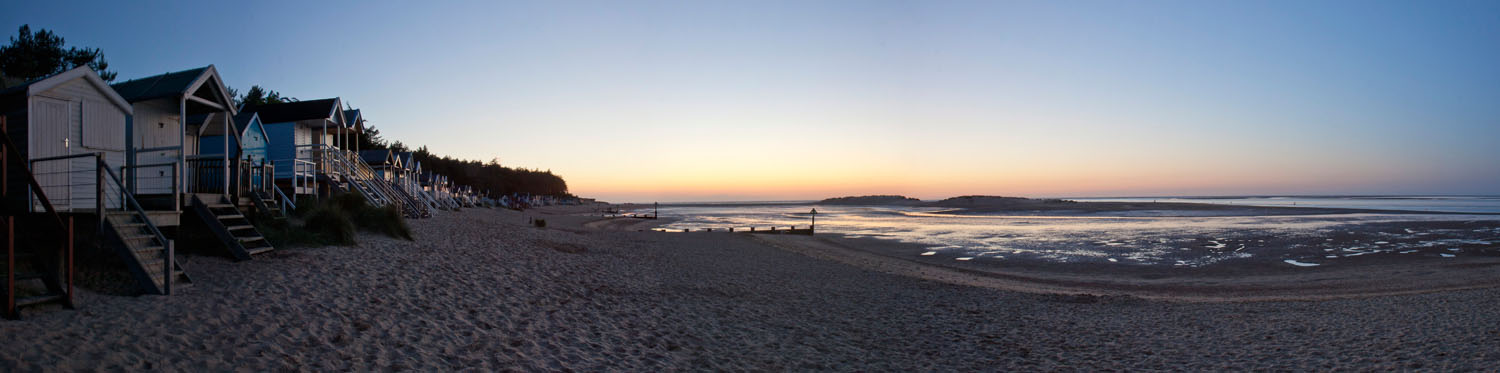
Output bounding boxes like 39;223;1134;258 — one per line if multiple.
124;161;179;169
26;153;98;163
273;184;296;212
120;161;179;209
99;158;174;293
26;153;100;214
135;145;183;152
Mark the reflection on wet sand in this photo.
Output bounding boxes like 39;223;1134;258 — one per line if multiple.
649;204;1500;268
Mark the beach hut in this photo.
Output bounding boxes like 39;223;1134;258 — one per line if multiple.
112;65;275;274
197;112;287;214
0;66;131;211
397;152;419;193
344;109;363;154
242;98;346;195
110;65;239;208
0;65;131;314
244;101;423;217
397;153;440;212
197;112;271;168
358;149;394;182
359;149;432;217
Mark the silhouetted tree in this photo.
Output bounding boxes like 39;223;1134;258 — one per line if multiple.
0;25;116;85
388;141;410;154
357;125;388;150
235;85;296;107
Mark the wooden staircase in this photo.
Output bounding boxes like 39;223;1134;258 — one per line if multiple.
189;194;273;261
244;189;290;222
102;210;190;294
1;116;76;319
384;181;432;218
323;148;428;218
91;149;191;295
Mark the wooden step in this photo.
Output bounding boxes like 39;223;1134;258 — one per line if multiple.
133;245;165;256
216;214;244;220
118;233;156;242
246;247;274;255
112;222;147;230
236;236;264;243
225;224;255;231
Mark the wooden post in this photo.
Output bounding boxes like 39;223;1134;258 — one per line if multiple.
223;114;230;196
172;163;180;212
2;116;7;196
6;217;15;319
178;99;186;213
96;154;104;232
810;208;817;234
65;217;74;309
163;240;173;295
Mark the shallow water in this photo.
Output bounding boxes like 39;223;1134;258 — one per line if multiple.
1075;195;1500;214
645;202;1500;267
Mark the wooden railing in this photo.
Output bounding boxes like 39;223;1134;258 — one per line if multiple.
120;162;178;212
29;152;175;295
1;116;76;318
185;155;231;195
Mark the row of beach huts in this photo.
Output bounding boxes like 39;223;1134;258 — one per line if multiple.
0;65;518;318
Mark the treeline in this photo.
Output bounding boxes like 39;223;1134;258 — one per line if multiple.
378;139;569;197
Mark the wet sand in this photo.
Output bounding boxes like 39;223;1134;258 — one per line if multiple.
3;207;1499;370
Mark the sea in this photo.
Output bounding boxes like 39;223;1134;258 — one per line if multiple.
637;196;1500;267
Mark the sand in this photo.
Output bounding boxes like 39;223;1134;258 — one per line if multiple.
3;207;1500;370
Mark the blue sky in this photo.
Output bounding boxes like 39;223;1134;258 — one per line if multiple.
5;0;1498;202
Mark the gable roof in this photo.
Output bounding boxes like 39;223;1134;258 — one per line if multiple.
110;66;208;102
393;151;411;168
234;111;266;137
0;66;132;113
342;109;362;131
109;65;235;114
358;149;392;164
241;98;342;124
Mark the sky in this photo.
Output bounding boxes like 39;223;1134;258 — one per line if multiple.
5;0;1499;202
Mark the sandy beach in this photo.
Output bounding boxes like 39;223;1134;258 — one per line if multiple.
4;207;1500;370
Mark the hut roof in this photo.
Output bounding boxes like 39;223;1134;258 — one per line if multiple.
109;66;209;102
358;149;392;164
2;66;132;115
241;98;341;124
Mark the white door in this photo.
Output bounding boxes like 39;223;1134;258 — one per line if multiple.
30;96;71;211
